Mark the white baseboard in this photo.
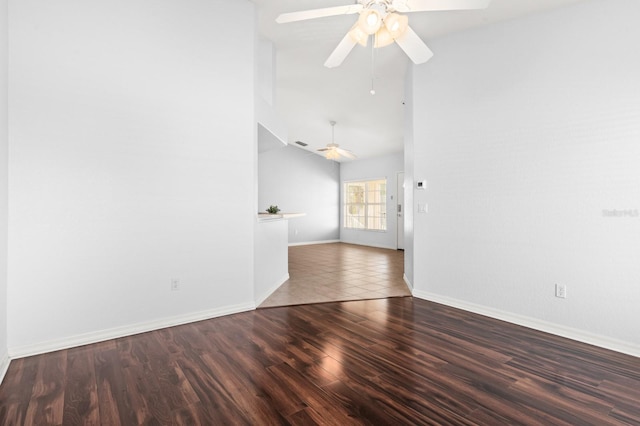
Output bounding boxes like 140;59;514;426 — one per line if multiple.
0;351;9;386
289;239;340;247
339;240;398;250
403;274;413;290
255;273;289;307
413;290;640;358
9;302;256;360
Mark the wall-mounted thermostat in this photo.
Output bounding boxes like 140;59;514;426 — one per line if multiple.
416;180;427;189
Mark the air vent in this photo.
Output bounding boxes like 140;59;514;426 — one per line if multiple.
295;141;308;147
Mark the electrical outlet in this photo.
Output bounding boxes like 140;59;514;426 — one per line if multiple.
555;284;566;299
171;278;180;291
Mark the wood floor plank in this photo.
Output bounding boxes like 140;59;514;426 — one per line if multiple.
0;357;39;425
316;354;462;426
139;332;200;413
23;351;67;426
321;379;418;425
2;298;639;425
121;352;174;425
198;351;289;425
62;346;99;425
223;342;313;419
266;362;362;425
93;348;137;426
596;377;640;419
509;375;617;425
286;407;325;426
178;362;250;424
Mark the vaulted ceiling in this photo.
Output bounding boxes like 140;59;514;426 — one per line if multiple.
254;0;586;161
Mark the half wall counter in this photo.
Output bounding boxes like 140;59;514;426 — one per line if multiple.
254;213;305;306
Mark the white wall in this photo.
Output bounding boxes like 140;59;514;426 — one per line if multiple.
7;0;256;355
410;0;640;353
0;0;9;378
255;39;287;152
340;152;403;250
254;219;289;305
258;145;340;244
403;68;414;288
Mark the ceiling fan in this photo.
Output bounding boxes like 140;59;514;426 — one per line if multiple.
276;0;491;68
318;121;356;160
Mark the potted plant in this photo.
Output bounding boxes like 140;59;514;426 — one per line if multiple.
266;205;281;214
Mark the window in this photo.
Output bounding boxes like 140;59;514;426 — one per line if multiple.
344;179;387;231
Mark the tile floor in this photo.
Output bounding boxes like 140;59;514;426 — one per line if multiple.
258;242;412;308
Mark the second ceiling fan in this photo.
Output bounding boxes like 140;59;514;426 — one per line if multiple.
277;0;491;68
317;121;356;160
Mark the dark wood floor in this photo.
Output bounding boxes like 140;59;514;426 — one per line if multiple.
1;298;639;425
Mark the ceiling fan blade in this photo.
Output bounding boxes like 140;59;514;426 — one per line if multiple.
336;148;357;159
324;32;358;68
399;0;490;13
395;26;434;64
276;4;363;24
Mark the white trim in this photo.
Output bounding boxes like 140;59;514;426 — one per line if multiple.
0;351;9;386
289;239;340;247
413;290;640;359
8;302;255;359
255;273;289;307
403;273;413;290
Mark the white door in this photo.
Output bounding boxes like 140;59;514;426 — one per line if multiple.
397;172;404;250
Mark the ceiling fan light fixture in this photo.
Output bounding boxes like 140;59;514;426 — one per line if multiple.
357;9;382;35
325;149;340;160
348;24;369;46
384;13;409;39
374;26;394;48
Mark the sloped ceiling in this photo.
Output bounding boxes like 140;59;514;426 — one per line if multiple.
254;0;586;161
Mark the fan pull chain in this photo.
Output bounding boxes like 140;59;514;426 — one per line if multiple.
370;34;376;95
